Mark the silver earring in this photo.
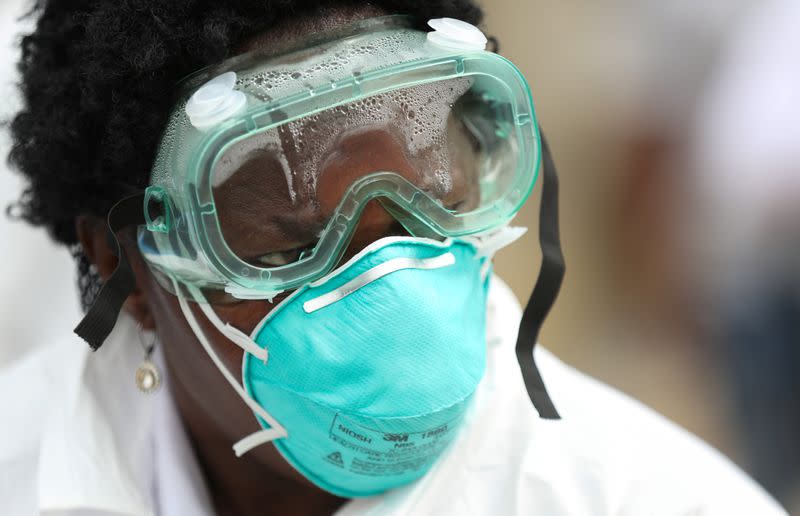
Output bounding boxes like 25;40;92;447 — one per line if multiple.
135;325;161;394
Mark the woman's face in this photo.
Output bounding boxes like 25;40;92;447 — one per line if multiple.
118;6;478;489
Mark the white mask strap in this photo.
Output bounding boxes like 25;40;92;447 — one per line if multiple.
472;225;527;258
303;252;455;313
232;430;283;457
196;301;268;362
466;225;527;279
173;279;287;455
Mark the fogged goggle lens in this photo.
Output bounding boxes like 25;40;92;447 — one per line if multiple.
211;77;518;268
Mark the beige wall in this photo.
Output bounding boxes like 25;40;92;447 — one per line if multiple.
482;0;744;466
484;0;633;348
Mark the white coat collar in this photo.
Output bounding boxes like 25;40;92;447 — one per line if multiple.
37;313;156;515
37;310;220;516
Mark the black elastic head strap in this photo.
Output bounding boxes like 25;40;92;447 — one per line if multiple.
515;131;565;419
74;193;146;350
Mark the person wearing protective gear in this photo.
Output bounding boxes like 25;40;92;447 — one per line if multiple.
75;12;563;499
1;1;788;515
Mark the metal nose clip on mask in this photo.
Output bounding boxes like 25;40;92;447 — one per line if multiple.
74;15;566;496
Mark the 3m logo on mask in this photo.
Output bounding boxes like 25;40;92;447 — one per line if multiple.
383;433;409;443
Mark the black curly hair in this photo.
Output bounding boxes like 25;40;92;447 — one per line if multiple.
7;0;483;309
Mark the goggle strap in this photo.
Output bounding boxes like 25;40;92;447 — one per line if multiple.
515;131;565;420
74;193;146;350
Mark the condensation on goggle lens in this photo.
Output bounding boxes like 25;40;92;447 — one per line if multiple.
212;78;473;203
237;31;426;101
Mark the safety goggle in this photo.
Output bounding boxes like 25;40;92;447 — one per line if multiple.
135;15;542;301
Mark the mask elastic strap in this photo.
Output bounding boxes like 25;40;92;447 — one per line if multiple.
516;131;565;420
175;280;287;454
74;193;146;350
473;226;528;259
468;225;528;279
196;302;268;362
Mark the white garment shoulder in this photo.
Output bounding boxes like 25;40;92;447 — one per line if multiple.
339;276;787;516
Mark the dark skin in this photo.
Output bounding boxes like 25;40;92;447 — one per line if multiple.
77;7;476;515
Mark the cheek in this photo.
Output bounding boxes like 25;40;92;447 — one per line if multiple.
146;284;277;441
149;276;274;392
188;298;277;380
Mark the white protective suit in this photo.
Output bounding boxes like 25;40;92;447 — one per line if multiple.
0;276;786;515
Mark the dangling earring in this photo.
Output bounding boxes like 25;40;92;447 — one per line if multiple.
135;325;161;394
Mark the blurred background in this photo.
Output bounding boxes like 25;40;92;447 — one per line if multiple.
1;0;798;512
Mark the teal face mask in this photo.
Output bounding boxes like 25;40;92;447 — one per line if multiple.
175;233;507;497
241;237;489;497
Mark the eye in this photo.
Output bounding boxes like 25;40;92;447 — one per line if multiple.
256;245;313;267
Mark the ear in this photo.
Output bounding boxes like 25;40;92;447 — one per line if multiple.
75;215;155;330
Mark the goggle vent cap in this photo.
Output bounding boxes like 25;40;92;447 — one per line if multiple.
426;18;487;51
186;71;247;131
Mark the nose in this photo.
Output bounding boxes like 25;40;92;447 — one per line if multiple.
337;200;409;264
315;128;419;264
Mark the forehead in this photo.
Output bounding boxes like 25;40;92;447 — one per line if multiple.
235;5;388;55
